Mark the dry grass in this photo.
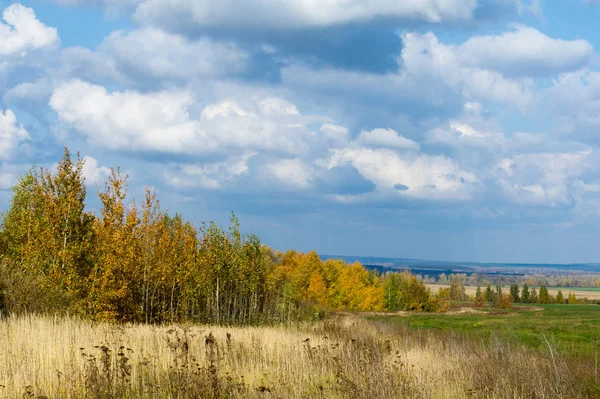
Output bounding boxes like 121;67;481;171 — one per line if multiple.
426;284;600;300
0;314;594;398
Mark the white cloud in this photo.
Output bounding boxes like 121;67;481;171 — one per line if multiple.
268;158;314;189
164;153;254;189
457;26;593;76
328;147;479;200
400;31;534;108
542;70;600;140
49;80;328;156
283;30;536;111
134;0;478;30
285;26;587;116
495;150;592;206
81;156;111;185
4;78;53;103
100;28;248;81
56;28;248;87
320;124;350;148
0;4;59;56
0;108;30;160
357;128;419;150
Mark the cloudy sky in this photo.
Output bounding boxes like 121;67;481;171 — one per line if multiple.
2;0;600;263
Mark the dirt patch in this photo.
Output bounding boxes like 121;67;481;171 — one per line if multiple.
515;306;544;311
445;307;485;315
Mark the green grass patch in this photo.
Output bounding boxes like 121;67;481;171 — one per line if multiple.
371;304;600;359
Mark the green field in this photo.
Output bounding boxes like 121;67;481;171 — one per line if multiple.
371;304;600;359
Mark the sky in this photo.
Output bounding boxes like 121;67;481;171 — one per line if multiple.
2;0;600;264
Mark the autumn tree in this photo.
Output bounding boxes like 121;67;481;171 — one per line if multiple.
0;148;94;312
87;168;140;320
473;286;484;307
449;275;467;301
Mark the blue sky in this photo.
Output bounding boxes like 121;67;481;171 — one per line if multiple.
2;0;600;263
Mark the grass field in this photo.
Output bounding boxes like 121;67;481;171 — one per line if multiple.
371;303;600;360
1;313;596;398
426;284;600;300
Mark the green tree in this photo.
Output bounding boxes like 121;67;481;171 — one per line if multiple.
521;283;530;303
485;284;494;303
0;148;94;312
473;286;484;307
568;292;577;304
530;287;538;303
556;290;564;304
449;275;466;301
509;283;520;303
539;285;551;304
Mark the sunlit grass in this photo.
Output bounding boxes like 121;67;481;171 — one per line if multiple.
0;313;595;398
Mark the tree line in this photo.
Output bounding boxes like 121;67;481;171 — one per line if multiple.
0;149;449;324
473;283;582;307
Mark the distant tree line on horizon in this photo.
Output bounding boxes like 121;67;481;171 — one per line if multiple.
472;283;583;307
417;270;600;290
0;148;451;324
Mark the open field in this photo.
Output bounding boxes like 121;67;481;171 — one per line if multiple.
372;303;600;360
426;284;600;300
1;314;596;398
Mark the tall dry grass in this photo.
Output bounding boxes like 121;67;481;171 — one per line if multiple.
0;313;594;398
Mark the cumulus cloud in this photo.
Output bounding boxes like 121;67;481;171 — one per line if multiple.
133;0;478;30
357;128;419;150
268;158;314;190
0;108;30;160
0;4;59;56
49;80;329;156
495;150;592;206
285;26;590;116
283;29;536;112
164;153;254;190
457;26;593;76
541;70;600;143
57;28;248;87
81;156;111;185
99;28;248;81
399;31;534;108
4;78;53;103
328;147;479;200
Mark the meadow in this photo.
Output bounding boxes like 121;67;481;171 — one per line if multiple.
0;312;597;398
372;303;600;361
1;150;599;398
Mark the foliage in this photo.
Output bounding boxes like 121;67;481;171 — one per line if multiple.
473;286;485;307
521;283;530;303
449;275;467;301
485;284;494;303
509;283;520;303
0;148;448;323
568;292;578;304
530;287;538;303
539;285;552;304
